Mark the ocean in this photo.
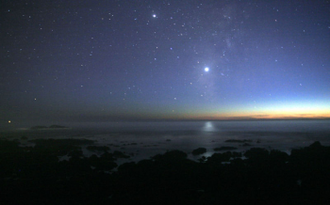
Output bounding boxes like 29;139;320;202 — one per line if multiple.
2;120;330;162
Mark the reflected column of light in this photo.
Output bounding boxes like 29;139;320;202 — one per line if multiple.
202;121;217;132
199;121;218;158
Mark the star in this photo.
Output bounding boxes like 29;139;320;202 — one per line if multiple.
1;1;328;123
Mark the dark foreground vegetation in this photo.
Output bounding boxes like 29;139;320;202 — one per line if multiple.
1;138;330;205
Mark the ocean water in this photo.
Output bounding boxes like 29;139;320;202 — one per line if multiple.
3;120;330;162
65;119;330;132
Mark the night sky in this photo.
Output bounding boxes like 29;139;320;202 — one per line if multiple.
1;0;330;127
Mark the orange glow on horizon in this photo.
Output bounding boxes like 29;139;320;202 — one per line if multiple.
158;108;330;121
186;102;330;120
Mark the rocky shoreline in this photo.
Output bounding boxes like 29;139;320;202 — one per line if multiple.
1;137;330;204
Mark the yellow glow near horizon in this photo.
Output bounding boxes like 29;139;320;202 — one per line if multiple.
176;101;330;120
129;100;330;120
252;101;330;119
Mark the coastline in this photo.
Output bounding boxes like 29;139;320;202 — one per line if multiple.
1;136;330;204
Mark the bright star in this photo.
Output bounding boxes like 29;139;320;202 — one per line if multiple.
204;67;209;72
152;14;157;18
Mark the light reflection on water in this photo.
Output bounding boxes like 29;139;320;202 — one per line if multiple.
202;121;217;132
6;120;330;164
63;119;330;133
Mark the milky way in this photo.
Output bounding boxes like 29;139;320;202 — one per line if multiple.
1;0;330;126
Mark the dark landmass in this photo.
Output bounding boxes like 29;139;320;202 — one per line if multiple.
192;147;207;155
87;146;110;152
28;138;95;157
21;136;28;140
225;139;253;143
214;146;237;151
30;125;48;129
49;125;68;129
30;125;69;130
1;138;330;204
113;150;130;159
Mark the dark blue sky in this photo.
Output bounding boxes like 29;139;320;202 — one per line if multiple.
1;0;330;127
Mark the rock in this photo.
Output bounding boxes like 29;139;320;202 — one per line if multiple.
244;148;269;159
49;125;68;129
30;125;48;130
192;147;207;155
207;152;232;163
225;139;252;143
113;151;130;158
152;150;187;161
86;146;110;152
214;146;237;151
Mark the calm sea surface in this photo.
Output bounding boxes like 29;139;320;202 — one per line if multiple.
2;120;330;162
67;120;330;133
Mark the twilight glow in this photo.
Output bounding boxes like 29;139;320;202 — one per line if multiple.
1;0;330;127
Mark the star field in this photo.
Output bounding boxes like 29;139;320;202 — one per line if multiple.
1;0;330;127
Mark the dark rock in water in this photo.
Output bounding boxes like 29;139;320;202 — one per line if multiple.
30;125;48;130
269;149;289;164
28;138;93;156
225;139;252;143
113;151;130;158
241;143;252;146
231;151;242;158
100;152;116;161
163;150;188;160
137;159;154;167
244;148;269;159
117;161;136;172
49;125;68;129
88;153;117;171
86;146;110;152
2;140;330;204
207;152;232;163
291;141;330;166
152;150;187;161
192;147;207;155
198;156;206;163
29;138;94;146
30;125;69;130
68;149;84;158
214;146;237;151
309;141;322;148
0;139;20;151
